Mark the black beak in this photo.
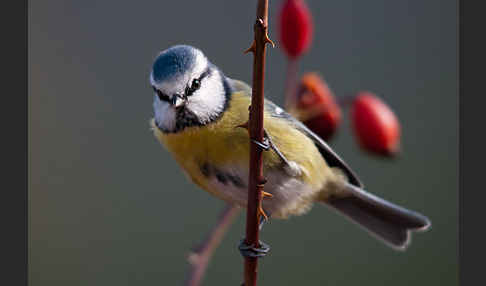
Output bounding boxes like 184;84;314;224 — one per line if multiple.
170;96;177;106
171;93;187;106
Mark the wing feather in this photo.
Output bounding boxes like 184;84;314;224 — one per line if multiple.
228;78;363;188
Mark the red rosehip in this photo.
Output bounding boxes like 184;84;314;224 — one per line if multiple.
278;0;314;59
289;72;341;141
351;92;401;156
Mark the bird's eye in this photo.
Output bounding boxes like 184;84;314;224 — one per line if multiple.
185;78;202;97
192;79;201;90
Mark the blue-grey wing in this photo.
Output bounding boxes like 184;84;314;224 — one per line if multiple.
228;78;363;188
265;100;364;188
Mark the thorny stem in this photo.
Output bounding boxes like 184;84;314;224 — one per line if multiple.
243;0;273;285
185;205;241;286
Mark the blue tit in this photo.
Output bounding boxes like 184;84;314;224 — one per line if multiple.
149;45;430;250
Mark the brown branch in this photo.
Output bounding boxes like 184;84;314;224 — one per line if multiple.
243;1;273;285
185;205;241;286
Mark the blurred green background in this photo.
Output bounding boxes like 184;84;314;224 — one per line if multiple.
29;0;457;285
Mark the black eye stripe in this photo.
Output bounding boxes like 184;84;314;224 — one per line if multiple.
185;67;211;96
152;67;212;102
152;86;171;102
199;67;211;80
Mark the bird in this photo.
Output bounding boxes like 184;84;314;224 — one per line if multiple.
149;45;430;255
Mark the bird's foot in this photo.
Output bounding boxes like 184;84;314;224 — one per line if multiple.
235;121;272;151
252;137;271;151
252;130;297;174
238;239;270;258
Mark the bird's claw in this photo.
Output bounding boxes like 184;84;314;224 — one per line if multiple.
235;121;249;130
238;125;298;176
239;239;270;258
251;138;270;151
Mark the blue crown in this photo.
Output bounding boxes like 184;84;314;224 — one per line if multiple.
152;45;198;83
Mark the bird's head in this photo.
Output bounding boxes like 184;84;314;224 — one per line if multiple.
150;45;232;133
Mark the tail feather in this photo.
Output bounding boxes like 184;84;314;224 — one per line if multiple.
324;183;431;250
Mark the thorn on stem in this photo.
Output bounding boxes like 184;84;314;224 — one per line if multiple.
265;34;275;48
258;203;270;221
254;18;275;48
244;41;256;54
235;121;250;131
261;191;273;199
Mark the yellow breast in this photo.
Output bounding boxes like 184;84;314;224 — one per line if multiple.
151;91;329;202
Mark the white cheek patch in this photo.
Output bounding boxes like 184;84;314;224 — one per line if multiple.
186;72;226;123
